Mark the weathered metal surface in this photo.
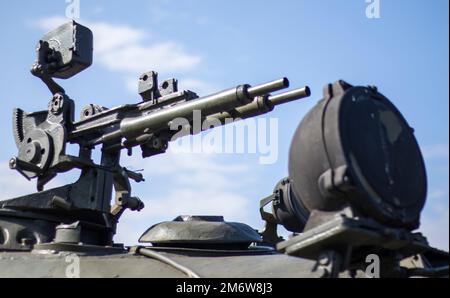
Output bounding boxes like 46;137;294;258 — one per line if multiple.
139;216;261;248
0;250;320;278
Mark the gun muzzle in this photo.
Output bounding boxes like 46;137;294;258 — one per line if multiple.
247;78;289;97
268;86;310;106
206;86;311;125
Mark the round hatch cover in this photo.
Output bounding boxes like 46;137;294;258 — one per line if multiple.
139;215;261;250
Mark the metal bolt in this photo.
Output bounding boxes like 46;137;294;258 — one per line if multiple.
368;85;378;93
21;238;34;247
50;94;64;115
318;253;331;266
343;176;350;183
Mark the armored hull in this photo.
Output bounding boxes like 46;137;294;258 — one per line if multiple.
0;249;321;278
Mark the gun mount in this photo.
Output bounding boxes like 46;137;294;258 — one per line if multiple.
1;21;310;252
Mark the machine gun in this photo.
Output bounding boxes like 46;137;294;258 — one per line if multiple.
1;21;310;250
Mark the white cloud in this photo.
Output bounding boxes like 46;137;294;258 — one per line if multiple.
0;160;75;201
115;152;257;245
429;189;448;200
422;143;449;159
125;150;248;175
35;16;200;73
418;143;449;250
88;23;147;54
34;16;147;54
99;43;200;74
35;16;211;96
180;79;219;96
419;188;449;251
34;16;68;32
138;187;249;222
0;162;37;200
420;208;449;251
125;76;138;94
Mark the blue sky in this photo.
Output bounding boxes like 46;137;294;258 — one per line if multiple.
0;0;448;250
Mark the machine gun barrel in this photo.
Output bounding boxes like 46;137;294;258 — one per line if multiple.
247;77;289;97
96;78;290;145
268;86;310;106
205;86;310;125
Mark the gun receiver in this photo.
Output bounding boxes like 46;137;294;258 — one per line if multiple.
84;77;290;147
11;65;310;187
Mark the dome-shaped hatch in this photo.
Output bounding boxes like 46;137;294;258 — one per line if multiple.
138;215;262;250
